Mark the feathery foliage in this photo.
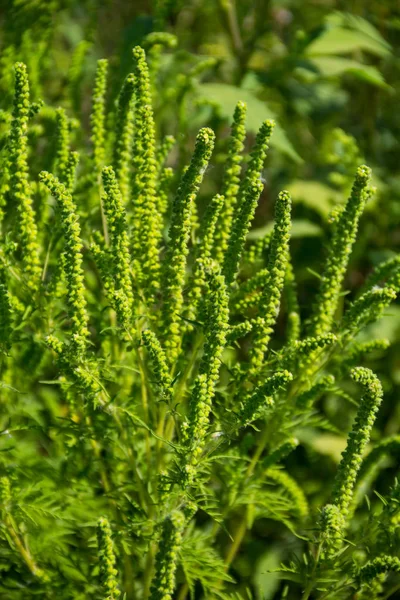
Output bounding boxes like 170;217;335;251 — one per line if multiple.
0;32;398;600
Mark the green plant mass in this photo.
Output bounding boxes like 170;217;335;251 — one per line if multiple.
1;2;400;599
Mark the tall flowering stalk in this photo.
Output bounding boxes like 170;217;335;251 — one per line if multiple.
249;190;292;371
39;171;89;359
223;119;275;285
97;517;121;600
55;107;70;184
112;73;135;202
101;166;134;329
321;367;383;554
183;269;229;479
0;266;13;354
130;46;160;299
91;59;108;176
214;101;247;264
186;193;224;325
9;62;41;288
149;510;185;600
307;165;372;336
161;127;215;363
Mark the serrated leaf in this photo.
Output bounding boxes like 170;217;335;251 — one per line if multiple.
248;219;322;241
285;180;341;218
196;82;302;163
327;12;392;52
306;27;391;58
310;57;389;89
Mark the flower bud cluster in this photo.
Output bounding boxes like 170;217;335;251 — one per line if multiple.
130;46;160;299
239;370;293;426
112;73;135;202
307;165;372;336
39;171;89;358
186;193;224;325
162;127;215;362
214;101;247;264
91;59;108;175
149;510;185;600
332;367;383;522
249;190;292;370
9;63;41;288
101;166;134;328
142;330;173;404
97;517;121;600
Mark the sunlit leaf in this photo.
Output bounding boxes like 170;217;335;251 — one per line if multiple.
285;180;342;218
306;27;391;58
196;82;302;163
310;57;389;89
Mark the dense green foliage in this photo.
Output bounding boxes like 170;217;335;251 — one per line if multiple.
1;2;400;599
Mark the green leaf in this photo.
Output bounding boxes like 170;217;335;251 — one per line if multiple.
310;57;389;89
196;82;302;163
306;27;391;58
248;219;322;241
285;180;342;218
327;12;392;52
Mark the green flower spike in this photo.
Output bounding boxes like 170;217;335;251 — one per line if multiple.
222;118;275;285
249;190;292;371
90;59;108;176
243;232;272;266
321;367;383;554
278;333;337;372
112;73;135;202
39;171;89;359
161;127;215;363
63;151;79;193
332;367;383;518
184;269;229;473
307;165;372;336
223;180;264;286
358;556;400;585
0;266;13;354
144;32;177;93
362;254;400;293
142;330;173;404
186;193;224;325
102;166;134;329
149;510;185;600
319;503;345;557
130;46;160;299
157;166;173;220
233;268;269;313
97;517;121;600
214;101;247;264
54;108;70;182
239;370;293;426
342;287;396;336
9;63;41;288
238;119;274;200
226;320;254;344
198;269;229;386
346;338;390;365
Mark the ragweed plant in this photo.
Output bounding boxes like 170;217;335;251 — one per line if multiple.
0;41;399;600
